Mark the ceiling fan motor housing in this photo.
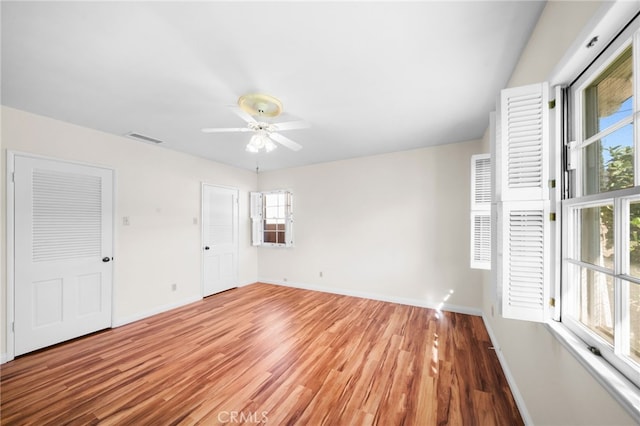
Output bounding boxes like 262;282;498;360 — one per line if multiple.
238;93;283;118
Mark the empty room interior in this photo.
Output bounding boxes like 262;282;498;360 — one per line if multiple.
2;1;640;424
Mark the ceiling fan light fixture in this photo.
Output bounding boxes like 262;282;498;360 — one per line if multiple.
246;132;276;153
264;139;277;152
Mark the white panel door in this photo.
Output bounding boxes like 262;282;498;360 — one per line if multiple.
202;185;238;296
13;155;113;356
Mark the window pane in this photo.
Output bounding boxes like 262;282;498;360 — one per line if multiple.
265;193;278;207
266;206;280;219
578;267;615;345
584;46;632;139
629;201;640;278
583;124;634;195
629;281;640;364
264;231;277;243
579;204;614;269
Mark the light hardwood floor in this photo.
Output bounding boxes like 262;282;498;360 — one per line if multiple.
1;283;523;425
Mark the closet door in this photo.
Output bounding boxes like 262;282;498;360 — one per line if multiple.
13;155;114;355
202;184;238;296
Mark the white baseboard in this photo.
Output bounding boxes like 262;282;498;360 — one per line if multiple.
259;279;482;317
1;352;10;364
112;280;260;328
112;295;202;328
482;314;533;426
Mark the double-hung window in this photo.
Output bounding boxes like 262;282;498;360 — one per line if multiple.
564;17;640;388
250;190;294;247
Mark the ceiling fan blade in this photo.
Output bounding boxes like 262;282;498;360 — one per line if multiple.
272;120;311;131
229;105;257;124
270;132;303;151
201;127;252;133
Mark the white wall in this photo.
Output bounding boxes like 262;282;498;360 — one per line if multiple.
257;140;485;312
483;1;637;425
0;106;259;357
2;2;636;423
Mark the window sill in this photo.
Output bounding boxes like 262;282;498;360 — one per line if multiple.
546;320;640;423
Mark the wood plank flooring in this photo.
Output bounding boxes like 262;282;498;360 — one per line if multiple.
1;283;523;425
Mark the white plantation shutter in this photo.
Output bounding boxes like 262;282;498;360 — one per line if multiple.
284;191;294;247
471;212;491;268
250;192;263;246
501;201;550;322
471;154;491;269
472;154;491;208
500;83;549;201
497;82;551;322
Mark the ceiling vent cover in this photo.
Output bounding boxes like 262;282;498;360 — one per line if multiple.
125;132;164;144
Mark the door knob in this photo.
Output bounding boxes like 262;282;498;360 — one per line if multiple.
102;257;111;262
204;246;210;250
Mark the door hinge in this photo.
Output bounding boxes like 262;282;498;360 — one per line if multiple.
549;297;556;307
11;172;15;183
548;99;556;109
549;212;556;221
11;322;14;332
549;179;556;188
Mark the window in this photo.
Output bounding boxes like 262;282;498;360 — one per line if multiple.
564;19;640;388
250;190;293;247
580;46;633;196
471;154;491;269
494;11;640;415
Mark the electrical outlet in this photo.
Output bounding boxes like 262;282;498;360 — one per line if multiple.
123;216;130;226
319;271;323;278
171;283;177;291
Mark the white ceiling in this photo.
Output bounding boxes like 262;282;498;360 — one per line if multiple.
1;1;546;172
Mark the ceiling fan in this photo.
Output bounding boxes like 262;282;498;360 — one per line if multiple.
202;94;309;153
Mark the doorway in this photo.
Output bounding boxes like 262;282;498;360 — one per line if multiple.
9;153;114;357
202;184;239;296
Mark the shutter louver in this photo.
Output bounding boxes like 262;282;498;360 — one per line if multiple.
284;191;294;247
497;82;550;323
32;169;102;262
473;155;491;206
501;83;549;201
471;154;491;270
471;212;491;268
250;192;263;246
502;202;549;322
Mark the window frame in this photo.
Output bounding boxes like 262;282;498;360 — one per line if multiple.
250;189;294;248
570;38;637;198
563;189;640;388
563;16;640;390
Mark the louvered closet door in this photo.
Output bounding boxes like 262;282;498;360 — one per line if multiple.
14;155;113;356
